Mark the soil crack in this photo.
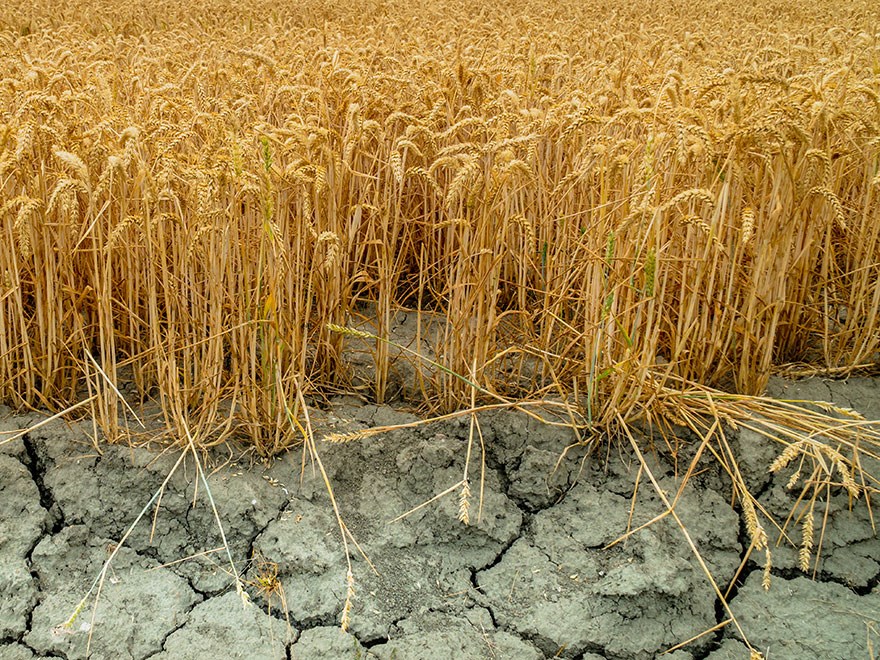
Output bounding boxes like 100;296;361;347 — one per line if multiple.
22;434;64;534
140;587;203;660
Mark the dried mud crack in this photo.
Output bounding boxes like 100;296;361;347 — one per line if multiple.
21;436;65;536
2;376;880;658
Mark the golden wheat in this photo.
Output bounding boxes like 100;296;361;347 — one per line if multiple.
0;0;877;460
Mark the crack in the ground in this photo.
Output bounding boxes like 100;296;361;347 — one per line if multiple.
245;493;293;566
262;597;340;634
232;496;299;621
858;570;880;596
139;620;188;660
479;425;517;487
22;434;64;534
0;636;41;654
20;585;41;654
465;604;549;659
483;442;580;515
359;634;390;649
7;601;71;660
467;568;499;628
180;573;211;600
469;518;522;598
5;632;71;660
463;513;539;651
138;583;203;660
19;433;60;651
761;563;880;595
690;504;760;659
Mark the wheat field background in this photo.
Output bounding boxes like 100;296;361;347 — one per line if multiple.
1;0;879;455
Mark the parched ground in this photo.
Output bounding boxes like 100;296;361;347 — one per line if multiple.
1;376;879;659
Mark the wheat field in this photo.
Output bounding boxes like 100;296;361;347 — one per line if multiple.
1;0;879;455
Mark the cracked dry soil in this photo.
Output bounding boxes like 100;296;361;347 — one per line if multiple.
1;376;879;660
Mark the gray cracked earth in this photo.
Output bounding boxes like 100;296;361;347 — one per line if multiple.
1;376;879;660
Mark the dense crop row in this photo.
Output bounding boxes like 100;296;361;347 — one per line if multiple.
1;0;878;452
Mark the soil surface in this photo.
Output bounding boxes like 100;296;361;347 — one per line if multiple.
1;376;879;659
